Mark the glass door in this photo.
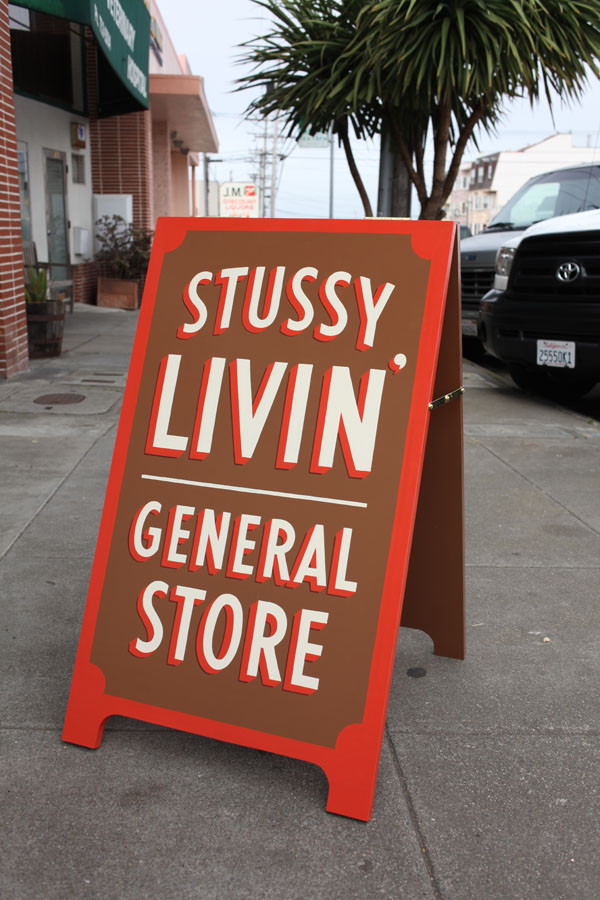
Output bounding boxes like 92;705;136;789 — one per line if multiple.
44;149;69;281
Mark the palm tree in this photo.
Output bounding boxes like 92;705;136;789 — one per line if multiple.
348;0;600;218
238;0;600;219
239;0;380;216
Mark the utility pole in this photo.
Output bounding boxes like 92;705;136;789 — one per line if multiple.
203;154;209;216
259;118;268;217
190;157;197;216
249;111;281;217
329;128;335;218
201;155;223;216
270;114;278;218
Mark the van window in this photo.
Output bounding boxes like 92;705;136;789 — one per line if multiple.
507;182;559;226
488;167;600;230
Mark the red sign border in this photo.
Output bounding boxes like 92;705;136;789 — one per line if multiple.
63;217;457;821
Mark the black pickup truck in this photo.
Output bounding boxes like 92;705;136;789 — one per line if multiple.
479;209;600;399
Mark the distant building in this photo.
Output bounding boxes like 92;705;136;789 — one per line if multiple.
195;179;220;217
1;0;218;378
446;133;599;235
447;163;472;229
146;2;218;222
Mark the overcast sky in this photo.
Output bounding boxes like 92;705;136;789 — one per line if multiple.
159;0;600;219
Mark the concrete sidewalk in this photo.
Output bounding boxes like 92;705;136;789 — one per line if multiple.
1;305;599;899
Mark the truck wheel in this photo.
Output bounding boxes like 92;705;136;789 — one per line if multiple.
508;364;596;400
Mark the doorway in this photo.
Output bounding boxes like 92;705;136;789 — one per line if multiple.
44;149;69;280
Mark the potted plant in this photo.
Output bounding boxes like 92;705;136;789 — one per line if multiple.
25;267;66;358
95;215;153;309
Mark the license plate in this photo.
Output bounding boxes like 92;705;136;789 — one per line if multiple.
536;340;575;369
462;319;478;337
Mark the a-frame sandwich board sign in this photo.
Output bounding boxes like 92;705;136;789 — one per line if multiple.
62;218;464;822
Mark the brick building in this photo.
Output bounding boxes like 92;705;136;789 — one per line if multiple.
1;0;218;378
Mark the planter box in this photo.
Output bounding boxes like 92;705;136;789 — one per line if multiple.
97;277;138;310
26;300;66;358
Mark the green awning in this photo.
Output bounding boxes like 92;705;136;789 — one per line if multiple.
89;1;149;109
13;1;91;19
12;0;150;110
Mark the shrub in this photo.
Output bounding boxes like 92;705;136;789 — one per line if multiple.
95;215;153;282
24;267;48;303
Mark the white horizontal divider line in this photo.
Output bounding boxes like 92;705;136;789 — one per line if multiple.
141;473;368;509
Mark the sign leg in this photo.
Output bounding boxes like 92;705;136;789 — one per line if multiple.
400;241;465;659
323;724;381;821
400;397;465;658
62;661;109;748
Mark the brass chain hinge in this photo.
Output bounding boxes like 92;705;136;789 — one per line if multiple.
428;386;464;411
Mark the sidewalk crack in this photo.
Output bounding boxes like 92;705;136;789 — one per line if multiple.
385;722;444;900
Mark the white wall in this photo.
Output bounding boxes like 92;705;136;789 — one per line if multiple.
195;179;220;216
14;95;93;263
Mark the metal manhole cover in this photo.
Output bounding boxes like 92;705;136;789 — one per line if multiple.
34;393;86;405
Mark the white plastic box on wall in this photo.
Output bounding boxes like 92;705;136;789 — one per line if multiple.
93;194;133;253
72;226;89;256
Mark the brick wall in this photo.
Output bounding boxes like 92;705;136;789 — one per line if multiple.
87;35;154;231
152;119;171;219
73;260;98;305
0;0;28;378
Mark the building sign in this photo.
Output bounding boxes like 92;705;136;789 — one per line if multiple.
150;15;163;50
297;131;331;148
89;0;150;108
70;122;86;149
63;219;464;821
149;13;163;63
219;183;260;218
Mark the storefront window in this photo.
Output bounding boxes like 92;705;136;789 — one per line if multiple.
9;5;86;114
71;153;85;185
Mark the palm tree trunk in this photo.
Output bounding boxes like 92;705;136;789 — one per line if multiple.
377;129;411;217
338;120;374;218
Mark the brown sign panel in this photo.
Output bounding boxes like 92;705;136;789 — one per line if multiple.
63;218;464;821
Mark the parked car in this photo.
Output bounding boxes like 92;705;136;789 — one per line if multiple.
479;208;600;398
461;163;600;339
